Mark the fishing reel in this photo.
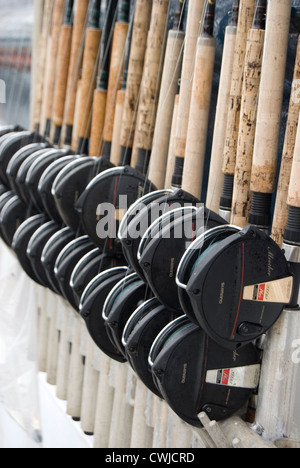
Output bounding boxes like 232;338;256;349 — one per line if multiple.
41;227;77;295
26;220;62;292
102;271;153;358
70;246;127;309
54;236;96;310
118;188;201;280
0;130;49;188
176;224;295;350
25;148;74;213
6;142;52;196
51;156;100;234
38;155;78;224
149;315;262;428
12;214;49;286
79;266;129;363
137;205;227;312
122;297;180;398
75;166;156;254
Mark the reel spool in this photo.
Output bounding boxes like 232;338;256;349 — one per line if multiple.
70;247;127;309
122;297;180;398
14;148;54;206
0;194;28;247
75;166;156;254
25;148;74;213
52;156;115;235
6;142;53;195
149;315;262;428
52;156;99;234
41;227;77;295
79;266;129;363
12;214;48;285
176;225;294;349
38;155;78;223
0;131;48;188
138;206;227;313
54;236;96;310
27;220;61;291
102;272;153;357
0;190;17;246
118;188;201;280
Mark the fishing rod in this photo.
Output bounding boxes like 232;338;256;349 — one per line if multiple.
73;0;103;155
89;0;128;158
130;0;171;175
51;1;118;235
248;0;292;232
116;0;152;167
230;0;266;228
206;0;240;214
169;0;206;190
181;0;216;200
218;0;256;221
147;0;186;190
31;0;53;134
51;0;75;146
62;0;90;147
42;0;65;138
271;37;300;246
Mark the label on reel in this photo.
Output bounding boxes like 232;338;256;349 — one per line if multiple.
206;364;261;389
243;276;293;304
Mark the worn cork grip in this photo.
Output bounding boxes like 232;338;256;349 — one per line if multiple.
251;0;292;194
52;24;73;129
76;28;102;141
42;0;65;130
174;0;205;160
231;27;265;228
102;22;129;144
64;0;90;127
222;0;256;176
89;88;107;156
111;89;126;165
32;0;53;131
287;111;300;208
133;0;170;153
272;39;300;243
165;94;179;189
148;30;184;189
181;35;216;200
119;0;152;151
206;24;237;212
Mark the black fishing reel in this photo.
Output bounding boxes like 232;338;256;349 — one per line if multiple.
0;130;49;188
138;205;227;312
51;156;100;234
54;235;96;310
12;213;49;285
79;266;129;363
176;224;295;350
75;166;156;254
26;220;61;292
102;271;153;358
122;296;180;398
149;315;262;428
41;227;77;295
70;246;127;309
118;188;201;280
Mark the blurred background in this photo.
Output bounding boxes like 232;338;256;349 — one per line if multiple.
0;0;33;129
